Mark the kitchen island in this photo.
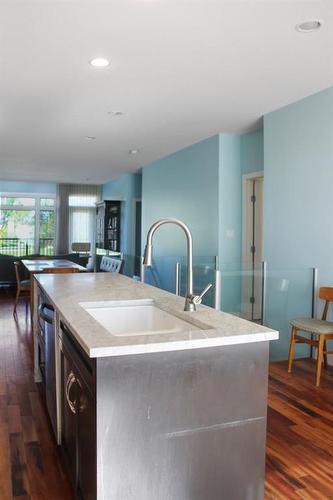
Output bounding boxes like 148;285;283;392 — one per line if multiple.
33;272;278;500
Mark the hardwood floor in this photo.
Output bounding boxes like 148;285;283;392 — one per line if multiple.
266;359;333;499
1;293;333;499
0;294;74;500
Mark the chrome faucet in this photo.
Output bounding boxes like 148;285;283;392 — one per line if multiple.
143;218;212;312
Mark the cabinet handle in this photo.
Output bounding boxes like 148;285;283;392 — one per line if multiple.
38;303;54;325
65;371;77;414
75;377;87;413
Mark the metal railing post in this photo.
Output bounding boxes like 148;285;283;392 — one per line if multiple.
175;262;181;296
214;270;221;310
261;261;267;325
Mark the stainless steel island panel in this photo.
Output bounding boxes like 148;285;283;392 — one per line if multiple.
96;341;269;500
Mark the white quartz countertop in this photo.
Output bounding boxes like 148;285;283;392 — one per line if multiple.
35;272;278;358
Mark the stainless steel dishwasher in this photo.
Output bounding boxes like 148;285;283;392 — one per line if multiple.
38;298;57;437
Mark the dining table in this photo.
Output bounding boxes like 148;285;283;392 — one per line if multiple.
21;258;87;324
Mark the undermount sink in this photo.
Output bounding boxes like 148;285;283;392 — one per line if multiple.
79;299;200;337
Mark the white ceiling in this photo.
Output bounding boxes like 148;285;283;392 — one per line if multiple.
0;0;332;184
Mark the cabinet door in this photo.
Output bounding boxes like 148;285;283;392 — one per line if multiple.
61;349;78;485
44;314;57;436
77;378;96;500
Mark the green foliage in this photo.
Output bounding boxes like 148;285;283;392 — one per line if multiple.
0;197;55;256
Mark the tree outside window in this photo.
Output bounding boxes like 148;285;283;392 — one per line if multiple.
0;194;55;256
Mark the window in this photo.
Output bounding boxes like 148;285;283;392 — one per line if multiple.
0;193;56;256
69;193;98;250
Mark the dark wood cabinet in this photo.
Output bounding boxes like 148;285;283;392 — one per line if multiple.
61;350;78;484
77;379;95;500
60;322;96;500
96;200;121;252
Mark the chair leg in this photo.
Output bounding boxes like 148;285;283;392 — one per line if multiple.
323;340;328;368
316;335;325;387
288;326;297;373
13;288;20;316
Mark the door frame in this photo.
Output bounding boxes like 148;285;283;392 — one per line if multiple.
241;171;264;320
242;171;264;264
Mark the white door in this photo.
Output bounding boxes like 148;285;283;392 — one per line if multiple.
242;175;264;321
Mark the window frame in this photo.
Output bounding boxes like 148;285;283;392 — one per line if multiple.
0;192;56;255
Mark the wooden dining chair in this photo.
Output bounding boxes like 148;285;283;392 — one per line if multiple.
288;287;333;386
42;268;80;274
13;261;30;316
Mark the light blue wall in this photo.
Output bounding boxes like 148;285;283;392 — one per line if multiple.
219;134;242;311
219;134;242;265
0;180;56;194
214;129;263;314
142;135;220;294
264;86;333;360
102;173;142;264
240;129;264;175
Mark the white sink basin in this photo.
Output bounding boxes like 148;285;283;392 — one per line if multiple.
80;299;200;337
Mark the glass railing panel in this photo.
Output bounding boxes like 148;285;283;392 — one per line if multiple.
218;261;264;321
178;258;216;308
215;263;314;361
132;254;217;307
219;262;243;318
265;267;313;361
143;255;188;293
98;253;314;363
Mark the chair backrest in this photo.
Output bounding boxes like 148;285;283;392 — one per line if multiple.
319;287;333;320
71;242;91;253
100;256;123;273
42;267;80;274
13;261;21;286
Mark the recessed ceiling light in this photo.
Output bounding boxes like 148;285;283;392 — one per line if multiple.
129;149;139;155
296;20;322;33
90;57;110;68
86;136;97;140
107;111;123;116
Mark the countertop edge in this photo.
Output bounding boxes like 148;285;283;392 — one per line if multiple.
89;331;279;358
